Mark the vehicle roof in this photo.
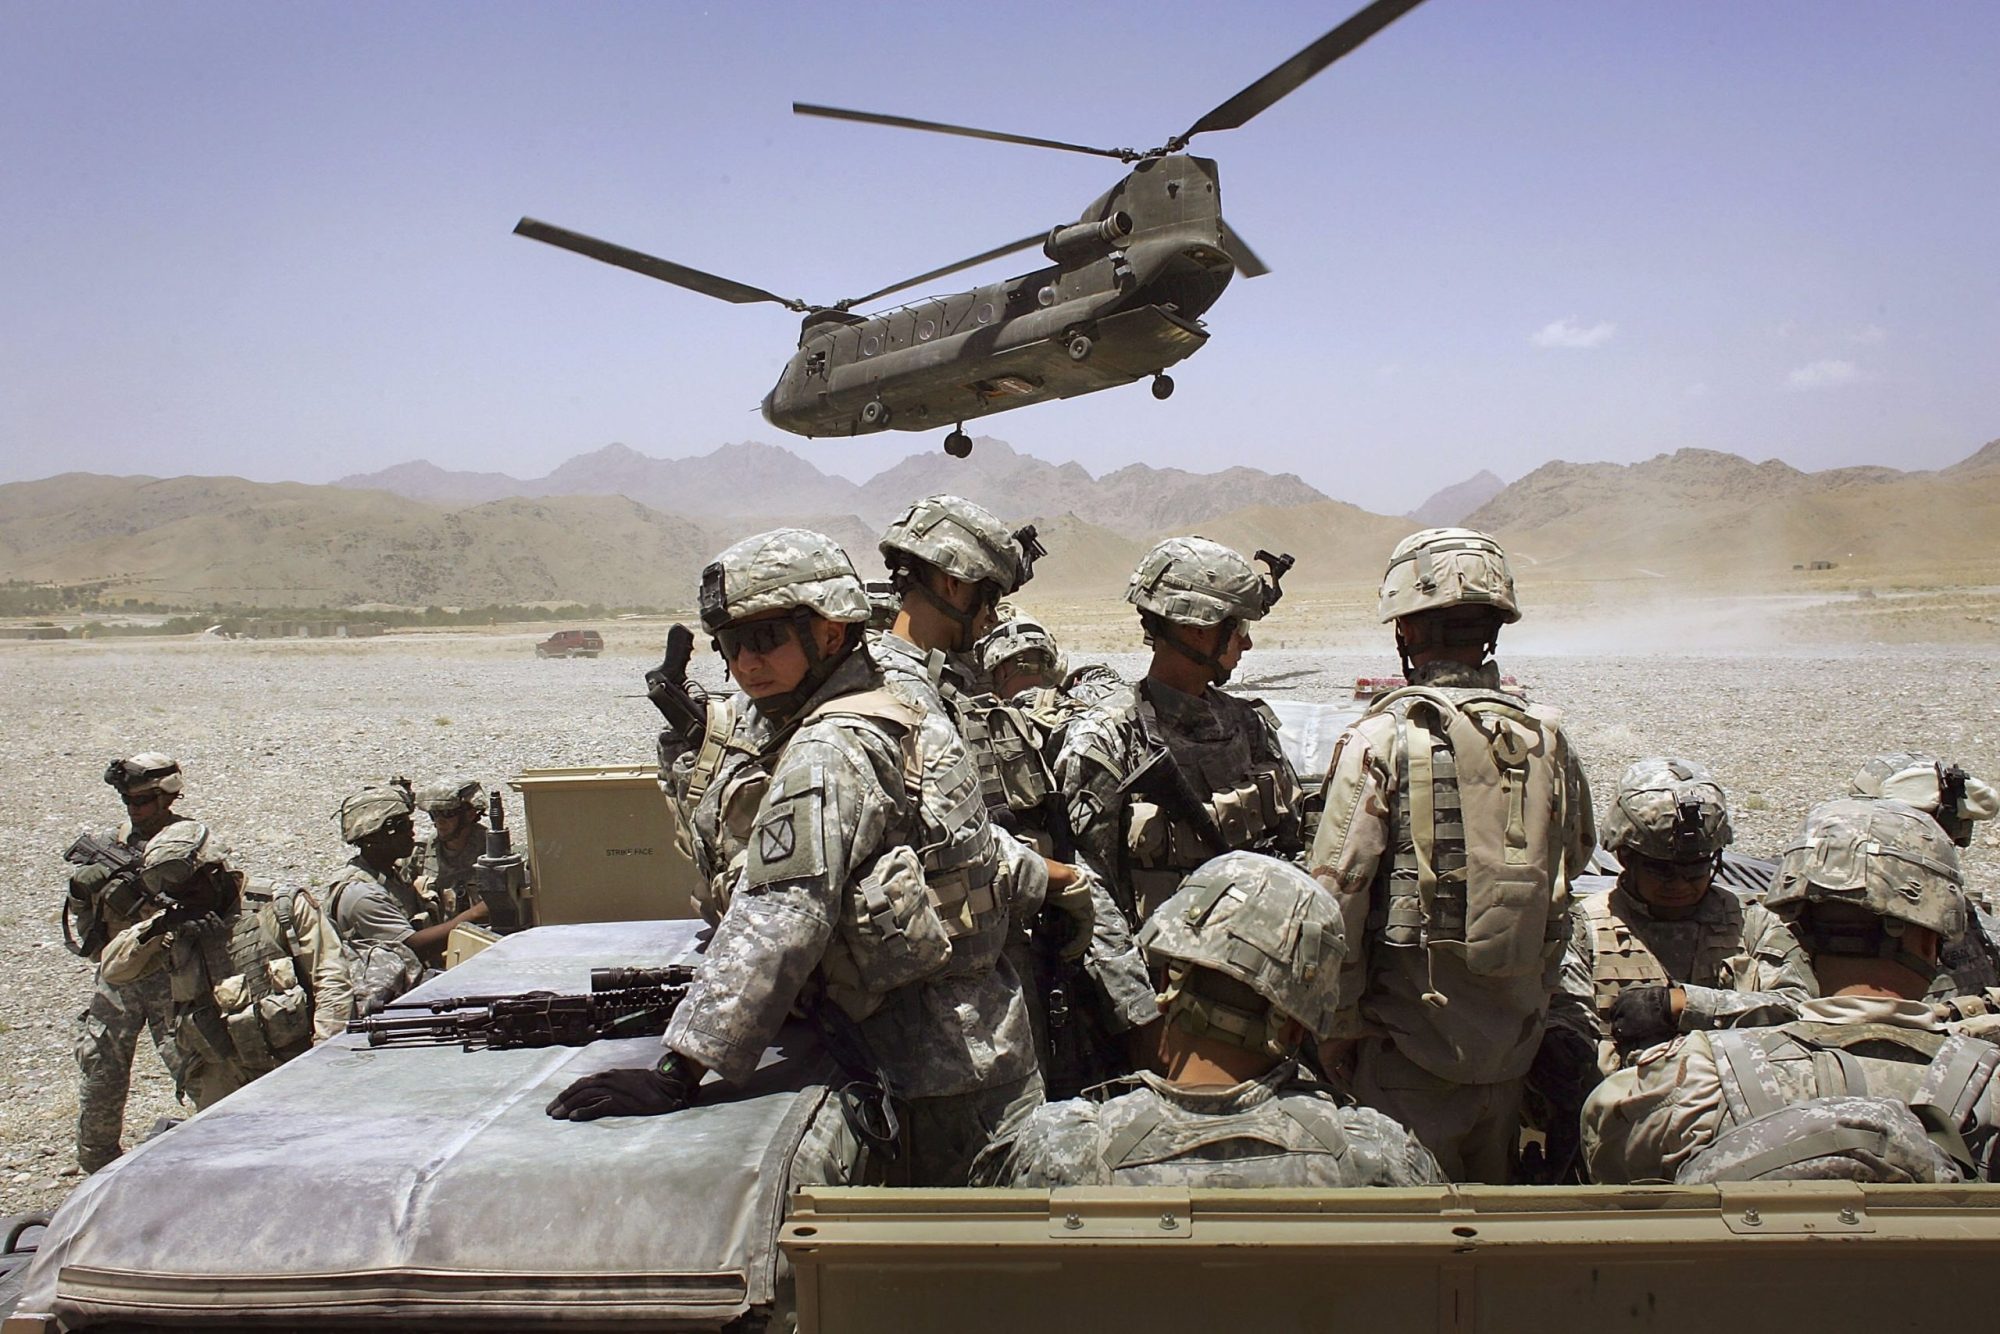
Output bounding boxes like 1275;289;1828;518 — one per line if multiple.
17;921;838;1331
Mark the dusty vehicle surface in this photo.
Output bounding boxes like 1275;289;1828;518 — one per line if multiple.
535;628;604;658
5;920;854;1333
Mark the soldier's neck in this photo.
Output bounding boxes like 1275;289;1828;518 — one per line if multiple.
891;602;966;656
1146;651;1213;699
1812;955;1931;1001
1153;1026;1276;1088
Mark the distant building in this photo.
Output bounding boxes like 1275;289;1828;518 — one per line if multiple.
0;625;69;641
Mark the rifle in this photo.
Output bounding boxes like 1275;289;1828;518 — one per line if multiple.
348;964;697;1051
1127;693;1228;859
645;624;709;745
62;832;146;957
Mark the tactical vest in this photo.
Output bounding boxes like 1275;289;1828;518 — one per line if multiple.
1121;692;1299;922
167;885;316;1080
1695;1021;2000;1181
953;690;1055;838
1094;1087;1358;1186
1369;685;1568;978
695;686;1003;957
1581;891;1744;1018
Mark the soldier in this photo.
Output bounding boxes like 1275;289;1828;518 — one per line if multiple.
1559;758;1814;1072
873;496;1130;1096
1057;537;1303;929
1848;752;2000;996
68;753;193;1172
326;782;485;970
413;778;488;912
547;528;1044;1186
974;852;1445;1188
98;822;353;1110
1584;798;2000;1184
979;615;1126;757
1309;528;1595;1184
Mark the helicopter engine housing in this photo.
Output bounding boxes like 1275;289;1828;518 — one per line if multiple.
1043;211;1133;264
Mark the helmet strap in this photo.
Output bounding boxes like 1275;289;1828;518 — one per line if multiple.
893;560;990;653
1791;908;1938;982
749;613;856;726
1146;614;1236;686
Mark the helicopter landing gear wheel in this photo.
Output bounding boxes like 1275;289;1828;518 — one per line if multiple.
1067;334;1092;362
943;430;972;458
860;400;890;429
1151;374;1175;400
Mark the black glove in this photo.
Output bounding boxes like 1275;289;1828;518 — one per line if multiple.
1608;986;1680;1051
546;1053;699;1121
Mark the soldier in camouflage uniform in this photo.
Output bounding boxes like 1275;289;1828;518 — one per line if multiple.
326;782;486;968
871;496;1130;1096
99;823;352;1110
1057;537;1304;931
978;616;1125;758
548;528;1044;1186
412;778;488;913
69;753;193;1172
1558;758;1814;1074
1584;798;2000;1184
974;852;1444;1188
1847;752;2000;996
1309;528;1595;1183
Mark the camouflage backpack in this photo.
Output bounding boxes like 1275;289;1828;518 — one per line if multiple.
1676;1024;2000;1184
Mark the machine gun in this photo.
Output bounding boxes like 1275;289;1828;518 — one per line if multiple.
348;964;697;1051
646;624;709;746
1126;699;1229;861
61;832;147;957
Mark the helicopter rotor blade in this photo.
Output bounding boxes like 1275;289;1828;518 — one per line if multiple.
842;232;1047;310
1179;0;1431;145
513;218;812;313
1217;218;1270;279
794;102;1139;162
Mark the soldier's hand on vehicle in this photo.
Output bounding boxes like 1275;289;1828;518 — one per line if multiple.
1608;986;1682;1051
1042;859;1096;961
546;1052;701;1121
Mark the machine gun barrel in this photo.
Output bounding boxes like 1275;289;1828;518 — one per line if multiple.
375;964;696;1013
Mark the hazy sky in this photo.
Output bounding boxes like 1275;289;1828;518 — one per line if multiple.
3;1;1994;513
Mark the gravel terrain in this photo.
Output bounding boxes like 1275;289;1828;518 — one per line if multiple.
4;626;1997;1219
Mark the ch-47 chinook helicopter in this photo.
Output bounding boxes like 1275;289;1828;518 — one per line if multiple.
516;0;1430;455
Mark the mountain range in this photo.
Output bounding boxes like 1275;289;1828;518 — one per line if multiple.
4;437;1995;610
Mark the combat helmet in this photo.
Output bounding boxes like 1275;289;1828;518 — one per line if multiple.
337;782;415;846
1766;798;1967;969
1378;527;1520;625
1849;752;1999;848
1600;757;1734;864
977;616;1065;684
417;778;483;817
1136;851;1345;1055
1128;537;1287;628
880;494;1041;596
698;528;870;632
104;752;184;798
138;820;229;901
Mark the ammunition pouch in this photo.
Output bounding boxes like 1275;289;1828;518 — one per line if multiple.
823;845;953;1020
1123;764;1297;920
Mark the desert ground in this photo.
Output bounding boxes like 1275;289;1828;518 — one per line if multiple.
3;589;1997;1218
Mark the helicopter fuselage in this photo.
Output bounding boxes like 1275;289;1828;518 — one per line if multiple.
763;154;1236;438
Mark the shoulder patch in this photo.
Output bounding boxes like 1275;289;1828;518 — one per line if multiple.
747;761;829;888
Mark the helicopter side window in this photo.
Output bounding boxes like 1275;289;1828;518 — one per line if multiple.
860;334;880;357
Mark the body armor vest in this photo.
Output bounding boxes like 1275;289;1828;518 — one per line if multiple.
695;686;1003;947
167;885;315;1080
1582;890;1744;1018
1094;1086;1356;1186
1370;684;1568;978
1121;690;1299;921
